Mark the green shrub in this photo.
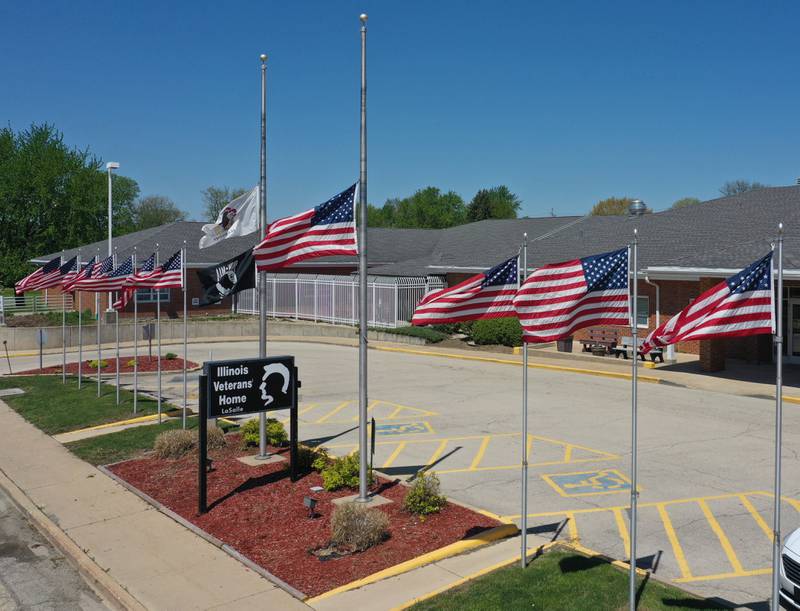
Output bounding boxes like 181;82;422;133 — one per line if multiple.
430;323;460;335
241;417;288;448
320;452;372;491
403;472;447;516
207;426;227;450
331;502;389;552
126;359;137;367
470;317;523;347
88;359;108;369
378;326;448;343
165;352;178;360
154;429;195;459
297;444;329;472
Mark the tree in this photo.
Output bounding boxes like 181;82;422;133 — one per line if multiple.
132;195;187;230
466;186;522;222
719;180;768;197
671;197;701;209
590;197;635;216
367;188;466;229
0;123;140;285
202;185;249;221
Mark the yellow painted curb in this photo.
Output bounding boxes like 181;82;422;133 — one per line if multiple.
374;345;662;384
785;396;800;405
512;346;521;355
63;413;162;435
305;523;519;604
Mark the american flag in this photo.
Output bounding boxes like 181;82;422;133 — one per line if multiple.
63;256;96;293
411;256;519;325
84;255;134;292
15;256;61;294
113;253;156;311
641;252;774;353
58;256;79;288
254;183;358;272
72;256;114;292
135;250;183;289
513;247;630;343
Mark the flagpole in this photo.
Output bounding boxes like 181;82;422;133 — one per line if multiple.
156;245;162;424
114;248;120;405
520;234;528;568
182;241;188;430
77;254;82;389
132;249;138;414
771;222;784;611
61;251;66;384
257;52;269;459
629;228;639;611
97;249;102;398
356;12;369;503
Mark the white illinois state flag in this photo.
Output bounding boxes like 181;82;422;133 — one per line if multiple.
199;186;259;249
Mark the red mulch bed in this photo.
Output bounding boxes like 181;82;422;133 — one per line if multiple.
17;356;198;375
108;434;501;597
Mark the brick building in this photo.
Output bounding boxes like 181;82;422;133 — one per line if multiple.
32;186;800;372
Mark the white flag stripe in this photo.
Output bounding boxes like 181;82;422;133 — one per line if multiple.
523;311;629;339
515;289;628;314
681;318;774;339
412;302;517;321
253;224;355;255
516;298;629;326
525;263;583;277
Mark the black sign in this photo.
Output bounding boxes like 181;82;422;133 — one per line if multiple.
204;356;295;418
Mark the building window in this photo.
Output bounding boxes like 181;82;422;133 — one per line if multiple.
635;295;649;328
135;288;170;303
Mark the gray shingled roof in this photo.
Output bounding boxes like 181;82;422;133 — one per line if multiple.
34;186;800;277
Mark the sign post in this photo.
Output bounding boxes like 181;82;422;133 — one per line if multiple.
199;356;300;514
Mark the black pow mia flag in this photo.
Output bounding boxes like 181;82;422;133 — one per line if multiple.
196;249;256;306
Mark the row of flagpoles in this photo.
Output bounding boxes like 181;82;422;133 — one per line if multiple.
14;244;188;427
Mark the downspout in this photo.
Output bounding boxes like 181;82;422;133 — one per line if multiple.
644;275;674;361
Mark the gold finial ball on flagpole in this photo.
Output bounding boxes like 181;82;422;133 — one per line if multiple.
359;13;368;22
260;53;267;62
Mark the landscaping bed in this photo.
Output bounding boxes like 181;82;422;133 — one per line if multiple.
16;355;198;375
107;434;502;597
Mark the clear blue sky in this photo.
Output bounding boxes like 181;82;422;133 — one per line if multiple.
3;1;799;220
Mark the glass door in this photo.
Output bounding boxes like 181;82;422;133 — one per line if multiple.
789;301;800;363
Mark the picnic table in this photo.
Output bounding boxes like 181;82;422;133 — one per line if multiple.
611;336;664;363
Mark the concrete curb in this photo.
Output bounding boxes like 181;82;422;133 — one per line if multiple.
98;465;307;601
0;468;146;611
305;523;520;604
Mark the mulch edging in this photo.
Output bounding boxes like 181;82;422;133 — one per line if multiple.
105;435;502;598
16;356;199;376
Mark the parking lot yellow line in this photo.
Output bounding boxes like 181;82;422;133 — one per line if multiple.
425;439;448;468
563;444;573;462
674;568;772;584
387;404;404;419
565;511;579;542
698;499;745;574
657;503;693;581
326;432;518;449
739;494;773;542
382;442;408;469
469;437;491;470
612;507;630;559
526;434;534;460
533;434;619;461
315;401;350;424
280;403;318;425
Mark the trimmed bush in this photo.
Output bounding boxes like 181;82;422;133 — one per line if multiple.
154;429;195;459
297;444;329;472
320;452;371;491
88;359;109;369
207;426;227;450
165;352;178;360
403;472;447;516
379;326;448;344
470;317;523;347
241;417;288;448
331;502;389;552
126;359;137;367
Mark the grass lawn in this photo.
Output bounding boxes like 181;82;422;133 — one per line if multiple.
0;375;160;435
66;417;238;466
410;549;726;611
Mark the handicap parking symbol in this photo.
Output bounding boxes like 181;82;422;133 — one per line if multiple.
542;468;633;497
374;421;433;436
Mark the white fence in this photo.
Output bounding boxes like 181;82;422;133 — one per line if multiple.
235;274;445;328
0;293;74;324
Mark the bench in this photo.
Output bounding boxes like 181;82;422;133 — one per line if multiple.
581;329;618;355
611;336;664;363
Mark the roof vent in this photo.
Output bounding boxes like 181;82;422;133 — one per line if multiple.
796;177;800;185
628;199;647;216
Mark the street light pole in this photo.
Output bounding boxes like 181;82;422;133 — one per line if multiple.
106;161;120;313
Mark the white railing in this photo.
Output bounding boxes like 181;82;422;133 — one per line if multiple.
234;274;445;328
0;293;74;324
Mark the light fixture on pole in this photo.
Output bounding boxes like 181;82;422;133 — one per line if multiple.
106;161;120;313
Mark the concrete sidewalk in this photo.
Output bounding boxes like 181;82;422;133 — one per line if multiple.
0;399;308;611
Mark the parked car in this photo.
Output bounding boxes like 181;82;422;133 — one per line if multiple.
782;528;800;608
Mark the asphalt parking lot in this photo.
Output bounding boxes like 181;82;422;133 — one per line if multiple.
8;339;800;606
